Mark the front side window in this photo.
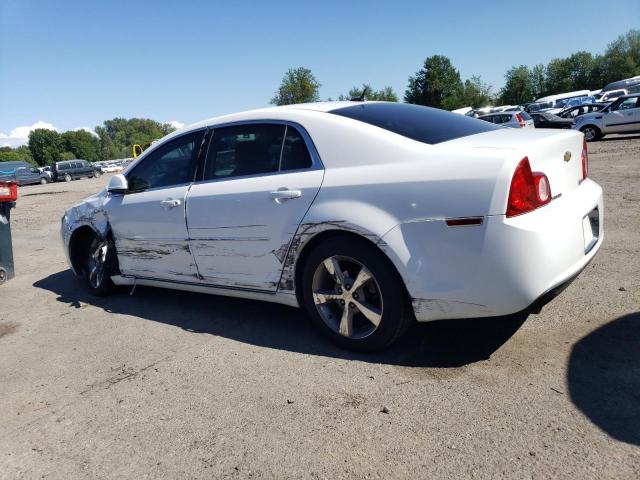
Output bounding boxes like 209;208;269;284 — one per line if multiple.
609;97;635;111
204;124;285;180
127;131;203;192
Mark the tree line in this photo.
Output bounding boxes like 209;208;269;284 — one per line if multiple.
272;29;640;108
0;118;176;166
2;29;637;166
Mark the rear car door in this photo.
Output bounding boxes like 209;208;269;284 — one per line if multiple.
105;130;205;281
603;97;639;133
186;122;323;291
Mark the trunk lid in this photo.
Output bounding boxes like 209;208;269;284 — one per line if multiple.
444;128;585;198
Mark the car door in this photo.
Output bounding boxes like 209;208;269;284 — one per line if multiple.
603;97;639;133
105;130;205;281
186;122;323;291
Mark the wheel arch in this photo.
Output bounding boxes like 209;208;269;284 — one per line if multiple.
290;228;411;310
68;223;117;276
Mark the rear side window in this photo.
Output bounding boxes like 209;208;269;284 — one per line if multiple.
329;103;498;144
204;124;285;180
280;126;312;171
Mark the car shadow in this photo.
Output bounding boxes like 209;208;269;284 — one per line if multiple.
34;269;528;369
567;312;640;446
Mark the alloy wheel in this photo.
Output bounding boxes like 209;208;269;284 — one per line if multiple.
583;127;596;141
311;255;383;339
87;241;108;289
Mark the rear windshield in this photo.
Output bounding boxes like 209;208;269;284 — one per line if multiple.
329;102;498;144
518;111;532;120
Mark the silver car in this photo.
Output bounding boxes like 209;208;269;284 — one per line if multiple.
477;111;535;129
572;94;640;141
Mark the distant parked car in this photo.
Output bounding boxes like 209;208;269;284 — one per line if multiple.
530;112;574;129
594;89;628;103
557;103;608;119
51;160;102;182
601;76;640;94
478;111;535;129
100;163;123;173
528;90;591;114
572;93;640;141
0;161;51;185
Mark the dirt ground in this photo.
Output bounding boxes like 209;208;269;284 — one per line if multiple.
1;135;639;479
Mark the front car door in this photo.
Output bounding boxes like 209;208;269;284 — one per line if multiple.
603;97;640;133
105;130;205;281
186;122;323;291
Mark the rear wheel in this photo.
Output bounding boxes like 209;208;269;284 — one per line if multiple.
301;237;413;351
581;125;602;142
83;234;116;296
64;174;72;182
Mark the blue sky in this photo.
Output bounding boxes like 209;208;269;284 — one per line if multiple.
1;0;638;145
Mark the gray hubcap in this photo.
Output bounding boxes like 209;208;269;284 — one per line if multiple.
88;241;108;289
312;255;383;339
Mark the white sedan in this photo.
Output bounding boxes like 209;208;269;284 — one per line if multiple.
61;101;603;351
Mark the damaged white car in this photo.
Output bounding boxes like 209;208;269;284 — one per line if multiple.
62;102;603;351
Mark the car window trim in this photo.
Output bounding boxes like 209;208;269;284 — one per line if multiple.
195;119;323;186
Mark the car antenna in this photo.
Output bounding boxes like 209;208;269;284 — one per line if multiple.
351;86;369;102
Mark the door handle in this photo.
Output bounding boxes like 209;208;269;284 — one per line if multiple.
160;199;181;209
269;188;302;204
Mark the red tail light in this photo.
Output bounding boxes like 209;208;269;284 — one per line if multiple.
506;157;551;217
515;113;526;128
581;137;588;179
0;182;18;202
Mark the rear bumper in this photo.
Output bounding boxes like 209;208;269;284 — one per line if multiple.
382;178;603;322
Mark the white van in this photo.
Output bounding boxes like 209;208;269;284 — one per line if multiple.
528;90;591;114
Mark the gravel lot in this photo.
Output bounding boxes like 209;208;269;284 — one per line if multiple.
1;136;639;479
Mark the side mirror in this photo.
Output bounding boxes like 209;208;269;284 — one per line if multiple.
107;174;128;194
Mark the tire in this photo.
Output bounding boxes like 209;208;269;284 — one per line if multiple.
301;236;414;352
82;233;116;296
94;171;102;178
40;178;48;185
581;125;602;142
64;174;72;182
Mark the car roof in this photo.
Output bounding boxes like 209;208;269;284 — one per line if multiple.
619;93;640;99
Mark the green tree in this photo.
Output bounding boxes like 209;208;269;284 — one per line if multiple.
95;118;175;160
461;75;494;108
600;29;640;85
28;129;63;166
61;130;101;161
500;65;534;105
0;146;34;164
530;64;546;99
271;67;321;105
545;52;596;94
404;55;464;109
338;84;398;101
